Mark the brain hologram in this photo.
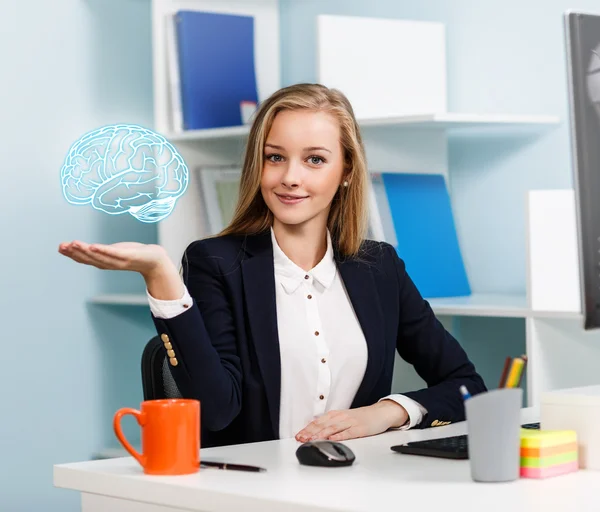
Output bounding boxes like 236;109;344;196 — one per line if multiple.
60;124;189;223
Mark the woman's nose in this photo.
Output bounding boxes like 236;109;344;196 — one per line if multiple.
281;162;301;188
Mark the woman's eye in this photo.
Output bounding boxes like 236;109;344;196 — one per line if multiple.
308;156;325;165
266;154;283;162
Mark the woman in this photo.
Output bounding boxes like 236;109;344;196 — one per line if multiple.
59;83;486;448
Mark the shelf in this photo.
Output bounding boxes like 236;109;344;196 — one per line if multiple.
90;292;529;318
90;294;148;306
528;310;582;320
165;113;560;142
89;292;581;319
427;293;530;318
358;113;560;129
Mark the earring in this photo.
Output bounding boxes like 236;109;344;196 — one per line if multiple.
343;181;349;187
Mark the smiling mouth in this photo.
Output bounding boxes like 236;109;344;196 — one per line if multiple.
275;193;309;204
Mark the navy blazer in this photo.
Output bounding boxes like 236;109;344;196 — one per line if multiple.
150;230;487;448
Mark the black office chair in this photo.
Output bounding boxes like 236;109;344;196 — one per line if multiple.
141;335;182;400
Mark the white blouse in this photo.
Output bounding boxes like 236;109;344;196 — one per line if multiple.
147;229;427;439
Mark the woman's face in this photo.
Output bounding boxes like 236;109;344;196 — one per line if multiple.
260;109;345;229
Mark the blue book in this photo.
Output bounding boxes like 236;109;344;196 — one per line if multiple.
382;173;471;298
175;10;259;130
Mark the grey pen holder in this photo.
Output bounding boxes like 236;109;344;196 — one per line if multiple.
465;388;523;482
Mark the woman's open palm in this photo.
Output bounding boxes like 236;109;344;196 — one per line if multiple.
58;240;170;277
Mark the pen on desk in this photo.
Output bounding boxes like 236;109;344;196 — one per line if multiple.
459;385;471;400
200;460;266;472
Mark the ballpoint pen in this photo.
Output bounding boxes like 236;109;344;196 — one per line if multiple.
200;460;266;472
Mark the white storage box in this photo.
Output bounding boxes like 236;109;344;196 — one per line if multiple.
541;385;600;470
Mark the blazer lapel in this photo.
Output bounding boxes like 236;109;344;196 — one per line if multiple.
240;232;281;437
337;255;386;408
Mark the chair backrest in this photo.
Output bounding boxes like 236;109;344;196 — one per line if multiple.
141;335;182;400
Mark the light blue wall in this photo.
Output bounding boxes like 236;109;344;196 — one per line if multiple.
0;1;156;510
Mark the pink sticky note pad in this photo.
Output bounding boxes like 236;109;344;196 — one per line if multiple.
520;460;578;479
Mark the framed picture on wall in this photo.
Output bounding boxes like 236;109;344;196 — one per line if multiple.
198;166;242;234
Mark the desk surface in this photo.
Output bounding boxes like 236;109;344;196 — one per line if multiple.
54;407;600;512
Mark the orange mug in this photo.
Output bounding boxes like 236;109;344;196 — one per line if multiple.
113;399;200;475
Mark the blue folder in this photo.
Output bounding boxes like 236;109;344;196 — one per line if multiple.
382;173;471;298
175;10;259;130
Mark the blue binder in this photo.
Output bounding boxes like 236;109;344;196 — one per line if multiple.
382;173;471;298
175;10;259;130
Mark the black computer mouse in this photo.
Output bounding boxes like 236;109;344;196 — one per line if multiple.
295;440;356;467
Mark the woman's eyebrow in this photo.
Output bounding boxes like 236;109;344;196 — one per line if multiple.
304;146;331;153
265;143;331;153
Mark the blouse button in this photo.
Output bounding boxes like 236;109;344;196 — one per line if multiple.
314;331;319;336
307;294;312;299
304;275;309;280
319;395;325;400
321;358;326;364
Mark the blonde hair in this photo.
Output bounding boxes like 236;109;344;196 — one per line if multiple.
220;83;369;257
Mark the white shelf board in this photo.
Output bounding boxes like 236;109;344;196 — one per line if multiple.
90;294;148;306
529;309;582;320
165;113;560;142
90;292;530;317
427;293;530;318
88;292;581;319
358;113;560;129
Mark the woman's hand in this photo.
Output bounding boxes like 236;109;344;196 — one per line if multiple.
58;240;171;279
295;400;409;443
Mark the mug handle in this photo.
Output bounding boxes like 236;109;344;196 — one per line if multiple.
113;408;146;468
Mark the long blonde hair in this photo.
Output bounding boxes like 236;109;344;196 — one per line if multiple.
220;83;369;256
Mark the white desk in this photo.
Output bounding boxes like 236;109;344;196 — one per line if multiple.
54;407;600;512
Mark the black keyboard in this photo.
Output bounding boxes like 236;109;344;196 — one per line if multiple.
390;422;540;460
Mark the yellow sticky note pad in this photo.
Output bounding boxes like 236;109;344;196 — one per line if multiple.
520;429;577;448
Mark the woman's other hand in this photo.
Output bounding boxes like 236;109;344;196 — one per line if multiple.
295;400;409;443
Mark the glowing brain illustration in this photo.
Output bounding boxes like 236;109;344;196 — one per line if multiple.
60;124;189;223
